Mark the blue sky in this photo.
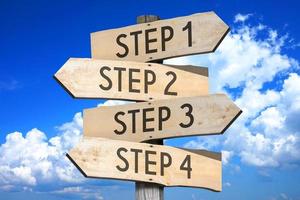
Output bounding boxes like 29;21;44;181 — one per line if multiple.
1;0;300;200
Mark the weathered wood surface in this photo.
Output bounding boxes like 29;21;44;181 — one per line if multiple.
91;12;229;62
54;58;208;100
67;137;222;191
83;94;242;142
136;183;163;200
135;14;164;200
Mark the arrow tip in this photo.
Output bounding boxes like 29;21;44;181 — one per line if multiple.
53;74;76;99
221;109;242;134
66;153;88;178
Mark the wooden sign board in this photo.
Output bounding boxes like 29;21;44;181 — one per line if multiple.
54;58;208;100
67;137;222;191
84;94;242;142
91;12;229;62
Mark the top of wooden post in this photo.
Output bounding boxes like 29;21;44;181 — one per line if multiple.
136;15;163;65
137;15;160;23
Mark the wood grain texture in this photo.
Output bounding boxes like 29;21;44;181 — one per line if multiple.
91;12;229;62
54;58;208;100
136;183;163;200
67;137;222;191
135;14;164;200
83;94;242;142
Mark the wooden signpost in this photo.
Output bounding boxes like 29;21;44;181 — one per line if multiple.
91;12;229;62
54;11;241;200
83;94;241;142
134;15;165;200
54;58;208;100
67;137;222;191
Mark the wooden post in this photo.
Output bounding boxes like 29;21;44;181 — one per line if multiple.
135;15;164;200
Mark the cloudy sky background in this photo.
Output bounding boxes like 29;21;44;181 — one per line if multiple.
1;1;300;200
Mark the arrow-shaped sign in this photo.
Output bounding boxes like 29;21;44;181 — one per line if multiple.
83;94;242;142
67;137;222;191
54;58;208;100
91;11;229;62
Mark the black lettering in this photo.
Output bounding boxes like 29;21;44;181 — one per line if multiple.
128;109;140;133
143;108;155;132
114;111;126;135
145;28;158;54
145;150;156;175
129;68;140;93
158;106;171;130
144;70;156;94
179;103;194;128
161;26;174;51
182;21;192;47
130;148;143;173
180;155;192;179
99;66;112;90
116;34;129;58
116;147;129;172
160;152;172;176
114;67;126;91
164;71;177;96
130;30;143;56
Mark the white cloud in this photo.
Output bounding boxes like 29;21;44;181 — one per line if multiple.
234;13;252;23
251;107;285;134
0;184;14;191
184;135;220;150
224;182;231;187
52;186;104;200
222;150;234;165
97;100;133;107
0;113;84;191
167;15;300;168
